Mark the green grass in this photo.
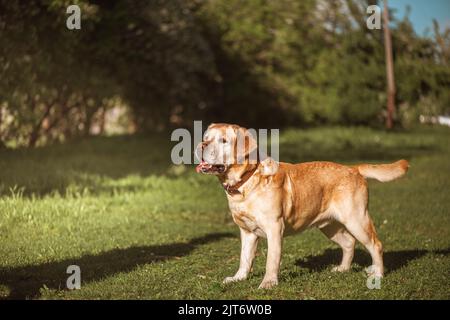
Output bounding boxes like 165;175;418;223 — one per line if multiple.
0;126;449;299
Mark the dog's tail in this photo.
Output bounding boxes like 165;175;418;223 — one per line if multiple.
354;160;409;182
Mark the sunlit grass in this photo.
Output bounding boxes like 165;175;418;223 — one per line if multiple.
0;126;449;299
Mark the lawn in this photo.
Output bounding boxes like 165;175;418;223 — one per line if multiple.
0;126;449;299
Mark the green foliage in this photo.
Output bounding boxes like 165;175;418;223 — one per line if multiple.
0;0;449;147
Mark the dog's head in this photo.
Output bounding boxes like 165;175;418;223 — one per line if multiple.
195;123;258;175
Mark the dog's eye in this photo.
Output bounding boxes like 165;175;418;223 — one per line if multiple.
221;138;227;144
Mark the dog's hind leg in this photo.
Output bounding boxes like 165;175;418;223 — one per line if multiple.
342;210;384;277
320;221;356;272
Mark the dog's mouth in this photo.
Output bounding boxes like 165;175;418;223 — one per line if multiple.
196;161;226;174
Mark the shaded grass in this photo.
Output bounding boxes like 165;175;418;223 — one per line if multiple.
0;126;449;299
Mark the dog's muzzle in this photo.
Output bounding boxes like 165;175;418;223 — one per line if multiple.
195;142;226;174
196;161;226;174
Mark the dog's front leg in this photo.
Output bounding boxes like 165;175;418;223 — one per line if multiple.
223;228;259;284
259;222;283;289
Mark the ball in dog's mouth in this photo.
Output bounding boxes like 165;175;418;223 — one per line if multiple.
196;161;226;174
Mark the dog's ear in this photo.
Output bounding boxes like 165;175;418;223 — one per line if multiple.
235;127;258;164
260;157;279;176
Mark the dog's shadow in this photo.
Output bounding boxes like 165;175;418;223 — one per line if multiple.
295;248;450;273
0;232;233;300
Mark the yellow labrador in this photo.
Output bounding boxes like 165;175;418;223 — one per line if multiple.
196;123;409;289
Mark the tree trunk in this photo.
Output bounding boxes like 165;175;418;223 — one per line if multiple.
0;105;3;147
28;103;52;147
98;106;106;135
383;0;396;129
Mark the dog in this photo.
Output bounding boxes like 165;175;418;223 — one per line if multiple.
195;123;409;289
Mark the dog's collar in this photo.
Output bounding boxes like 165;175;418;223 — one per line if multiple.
222;165;259;196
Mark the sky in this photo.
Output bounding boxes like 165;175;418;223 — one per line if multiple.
387;0;450;36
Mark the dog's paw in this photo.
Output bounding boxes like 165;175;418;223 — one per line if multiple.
223;275;246;284
331;265;350;273
365;265;384;278
258;278;278;289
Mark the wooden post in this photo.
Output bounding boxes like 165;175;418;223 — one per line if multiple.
383;0;396;129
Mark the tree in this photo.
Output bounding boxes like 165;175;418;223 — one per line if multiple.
383;0;396;129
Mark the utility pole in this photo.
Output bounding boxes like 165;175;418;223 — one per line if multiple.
383;0;396;129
